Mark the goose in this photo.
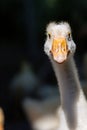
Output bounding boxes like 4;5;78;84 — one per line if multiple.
0;108;4;130
22;95;59;130
81;53;87;98
44;22;87;130
10;62;40;99
22;84;60;130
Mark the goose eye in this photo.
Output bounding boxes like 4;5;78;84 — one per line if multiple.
48;33;51;39
67;33;71;41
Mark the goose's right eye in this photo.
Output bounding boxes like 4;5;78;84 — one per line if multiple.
48;33;51;39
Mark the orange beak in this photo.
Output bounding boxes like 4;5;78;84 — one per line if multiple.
50;38;69;63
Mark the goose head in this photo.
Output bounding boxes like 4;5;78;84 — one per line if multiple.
44;22;76;63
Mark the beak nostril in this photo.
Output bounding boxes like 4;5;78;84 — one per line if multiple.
62;48;66;52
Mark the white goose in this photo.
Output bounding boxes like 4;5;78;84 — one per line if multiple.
44;22;87;130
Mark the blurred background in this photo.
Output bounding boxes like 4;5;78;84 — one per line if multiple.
0;0;87;130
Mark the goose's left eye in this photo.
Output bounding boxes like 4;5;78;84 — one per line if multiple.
67;33;71;41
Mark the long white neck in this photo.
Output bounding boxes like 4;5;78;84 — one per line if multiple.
51;56;82;130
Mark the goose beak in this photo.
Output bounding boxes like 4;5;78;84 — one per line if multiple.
50;38;69;63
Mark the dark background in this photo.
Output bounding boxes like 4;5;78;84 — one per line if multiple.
0;0;87;129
